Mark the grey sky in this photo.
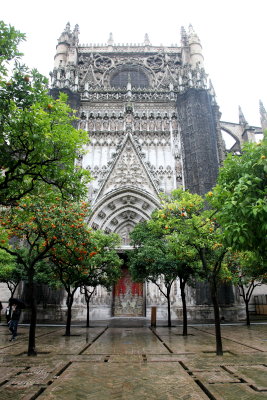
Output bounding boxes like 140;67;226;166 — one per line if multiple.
2;0;266;127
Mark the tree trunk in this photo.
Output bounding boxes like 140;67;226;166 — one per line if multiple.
28;272;37;356
210;281;223;356
167;287;171;327
239;283;252;327
86;299;90;328
245;299;250;326
65;292;73;336
180;279;188;336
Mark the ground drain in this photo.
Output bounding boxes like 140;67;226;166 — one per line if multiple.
175;334;194;336
178;361;189;371
195;379;217;400
29;387;46;400
162;342;173;353
79;326;108;355
55;361;72;377
149;327;174;353
179;361;217;400
250;384;267;392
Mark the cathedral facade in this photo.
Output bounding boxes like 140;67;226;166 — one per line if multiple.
48;23;263;321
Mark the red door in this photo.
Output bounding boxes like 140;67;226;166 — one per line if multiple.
113;267;144;316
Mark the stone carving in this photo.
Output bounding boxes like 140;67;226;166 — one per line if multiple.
121;211;136;220
102;138;156;195
110;115;117;131
108;202;116;210
79;119;87;130
121;196;137;205
98;211;106;219
94;55;113;70
118;225;132;246
95;116;102;131
142;202;149;210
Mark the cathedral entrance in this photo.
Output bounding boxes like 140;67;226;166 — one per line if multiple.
113;265;144;317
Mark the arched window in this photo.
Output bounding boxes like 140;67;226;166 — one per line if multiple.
110;65;150;88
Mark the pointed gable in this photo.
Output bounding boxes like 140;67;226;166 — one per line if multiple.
81;63;98;86
95;134;159;200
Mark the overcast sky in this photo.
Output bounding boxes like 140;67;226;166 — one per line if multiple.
2;0;266;127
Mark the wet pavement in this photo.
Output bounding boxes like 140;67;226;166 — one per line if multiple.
0;322;267;399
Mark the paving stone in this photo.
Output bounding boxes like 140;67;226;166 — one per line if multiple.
0;385;42;400
84;327;167;355
0;366;24;384
193;325;267;352
0;322;266;399
226;364;267;390
192;367;242;383
205;383;267;400
37;361;209;400
108;354;144;363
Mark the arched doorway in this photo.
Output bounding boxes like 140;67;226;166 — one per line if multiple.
113;253;145;317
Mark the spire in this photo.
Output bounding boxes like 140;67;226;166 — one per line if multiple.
238;106;248;126
57;22;79;46
108;32;114;46
188;24;200;44
54;23;79;69
209;80;216;97
208;80;216;105
58;23;71;44
65;22;71;33
127;72;132;98
144;33;151;46
180;26;189;46
259;100;267;130
72;24;79;46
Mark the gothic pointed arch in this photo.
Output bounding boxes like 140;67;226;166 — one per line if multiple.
109;64;151;88
88;188;160;245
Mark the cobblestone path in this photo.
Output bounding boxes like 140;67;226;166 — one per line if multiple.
0;323;267;399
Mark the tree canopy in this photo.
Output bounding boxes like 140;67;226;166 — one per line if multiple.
0;20;25;75
154;189;230;354
0;21;91;205
0;195;91;354
211;133;267;260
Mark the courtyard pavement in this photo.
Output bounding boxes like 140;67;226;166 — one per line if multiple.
0;320;267;399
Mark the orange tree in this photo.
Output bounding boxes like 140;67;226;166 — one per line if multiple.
226;250;267;326
0;21;91;206
0;20;25;76
80;285;96;328
0;195;92;355
211;133;267;261
0;249;25;299
78;230;123;328
49;229;122;336
129;219;198;331
158;189;230;355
